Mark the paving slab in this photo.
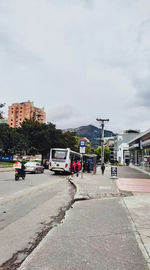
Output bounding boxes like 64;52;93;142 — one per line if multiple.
116;178;150;193
72;166;118;200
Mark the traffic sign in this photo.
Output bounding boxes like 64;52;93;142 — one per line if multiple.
111;166;118;178
80;147;85;154
79;139;86;147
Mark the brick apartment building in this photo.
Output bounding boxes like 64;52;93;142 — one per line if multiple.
8;101;46;128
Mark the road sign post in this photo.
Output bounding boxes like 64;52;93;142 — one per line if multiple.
110;166;118;179
79;139;86;179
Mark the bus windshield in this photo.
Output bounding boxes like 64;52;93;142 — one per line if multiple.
52;150;67;160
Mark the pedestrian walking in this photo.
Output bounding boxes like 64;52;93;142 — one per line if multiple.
101;163;105;175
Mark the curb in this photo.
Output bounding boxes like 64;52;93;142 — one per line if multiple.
67;177;89;201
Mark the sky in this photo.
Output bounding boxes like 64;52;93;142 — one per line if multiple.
0;0;150;133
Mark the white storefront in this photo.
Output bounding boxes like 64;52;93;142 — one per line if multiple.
114;130;139;165
117;143;130;165
129;129;150;174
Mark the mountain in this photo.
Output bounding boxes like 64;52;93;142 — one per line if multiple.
64;125;116;147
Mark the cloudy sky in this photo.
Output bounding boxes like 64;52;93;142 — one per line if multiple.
0;0;150;132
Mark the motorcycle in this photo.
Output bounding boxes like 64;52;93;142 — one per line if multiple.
15;169;26;181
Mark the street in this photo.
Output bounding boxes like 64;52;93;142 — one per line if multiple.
1;1;150;269
0;170;75;269
0;166;150;270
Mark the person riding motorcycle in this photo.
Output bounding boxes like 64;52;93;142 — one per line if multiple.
15;161;26;180
20;162;26;176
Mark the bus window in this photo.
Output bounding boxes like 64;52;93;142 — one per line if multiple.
70;153;73;160
52;150;67;160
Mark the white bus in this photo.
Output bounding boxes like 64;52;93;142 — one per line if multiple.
49;148;81;174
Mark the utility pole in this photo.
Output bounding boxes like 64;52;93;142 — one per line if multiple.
96;118;109;164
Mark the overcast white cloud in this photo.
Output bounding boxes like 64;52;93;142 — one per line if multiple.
0;0;150;132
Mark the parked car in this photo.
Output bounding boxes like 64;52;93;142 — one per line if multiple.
25;162;44;174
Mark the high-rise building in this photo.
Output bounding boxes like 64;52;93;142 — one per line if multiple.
8;101;46;128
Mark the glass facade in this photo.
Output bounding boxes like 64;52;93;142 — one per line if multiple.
129;130;150;173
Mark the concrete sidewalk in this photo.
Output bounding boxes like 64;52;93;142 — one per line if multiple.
72;166;131;200
72;167;150;268
19;166;150;270
0;167;14;172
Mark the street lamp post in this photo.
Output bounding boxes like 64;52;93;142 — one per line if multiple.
96;118;109;164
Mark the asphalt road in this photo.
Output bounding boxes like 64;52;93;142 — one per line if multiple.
117;166;150;179
0;170;74;268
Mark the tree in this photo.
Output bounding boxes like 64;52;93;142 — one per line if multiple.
104;146;111;162
11;128;28;155
0;124;14;155
62;131;77;151
94;146;111;162
0;118;79;161
0;103;5;119
20;120;52;160
20;120;77;163
85;141;94;154
94;146;101;159
75;136;80;152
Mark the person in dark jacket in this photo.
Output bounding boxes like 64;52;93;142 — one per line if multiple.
101;163;105;175
17;161;26;178
86;162;90;173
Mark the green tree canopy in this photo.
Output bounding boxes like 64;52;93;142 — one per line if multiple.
0;124;14;154
0;119;78;162
94;146;111;162
0;103;5;119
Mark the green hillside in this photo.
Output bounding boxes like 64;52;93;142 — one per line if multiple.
65;125;116;148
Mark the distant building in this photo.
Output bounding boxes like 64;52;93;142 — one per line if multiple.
129;128;150;173
8;101;46;128
114;130;140;165
104;136;115;163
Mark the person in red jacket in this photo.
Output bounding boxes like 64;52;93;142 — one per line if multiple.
71;160;76;174
76;160;81;177
77;160;81;171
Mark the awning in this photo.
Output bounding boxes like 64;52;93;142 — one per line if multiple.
129;143;139;150
141;139;150;147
